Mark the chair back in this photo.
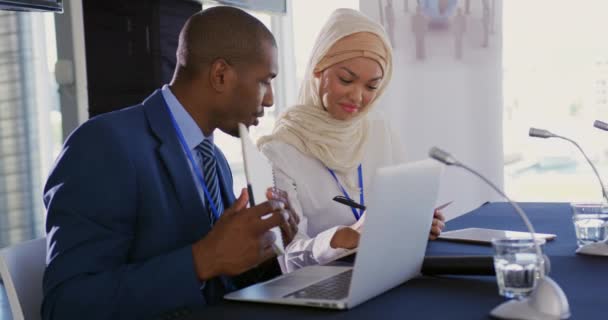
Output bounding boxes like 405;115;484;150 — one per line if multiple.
0;237;46;320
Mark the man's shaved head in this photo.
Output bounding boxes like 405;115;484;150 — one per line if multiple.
175;6;276;77
170;6;278;138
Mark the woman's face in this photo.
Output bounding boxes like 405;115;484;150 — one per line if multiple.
315;57;384;121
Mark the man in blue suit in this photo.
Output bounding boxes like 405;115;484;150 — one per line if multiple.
42;7;299;320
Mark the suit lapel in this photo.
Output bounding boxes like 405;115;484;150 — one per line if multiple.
142;90;213;236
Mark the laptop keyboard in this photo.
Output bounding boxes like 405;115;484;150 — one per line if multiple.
283;270;353;300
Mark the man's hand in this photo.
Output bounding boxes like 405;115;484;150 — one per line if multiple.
429;209;446;240
266;187;300;247
191;188;286;280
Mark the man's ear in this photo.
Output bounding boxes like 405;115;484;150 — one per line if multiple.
208;58;236;92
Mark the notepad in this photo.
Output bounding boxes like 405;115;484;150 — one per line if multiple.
438;227;556;245
238;123;284;255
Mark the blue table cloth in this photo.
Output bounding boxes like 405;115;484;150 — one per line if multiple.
176;202;607;320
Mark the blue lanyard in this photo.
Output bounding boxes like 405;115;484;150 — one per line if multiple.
163;102;221;221
327;165;364;220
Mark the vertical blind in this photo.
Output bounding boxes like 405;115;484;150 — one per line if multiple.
0;11;45;248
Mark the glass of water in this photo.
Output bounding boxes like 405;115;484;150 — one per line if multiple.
491;238;544;299
571;203;608;247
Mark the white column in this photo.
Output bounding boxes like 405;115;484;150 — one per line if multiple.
54;0;89;140
271;0;298;113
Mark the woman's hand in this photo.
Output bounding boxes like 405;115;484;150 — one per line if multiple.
330;227;360;249
429;209;446;240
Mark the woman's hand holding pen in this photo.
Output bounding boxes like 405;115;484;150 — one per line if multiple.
330;227;360;249
349;211;366;232
329;196;364;249
429;210;446;240
330;211;366;249
329;197;450;246
429;201;451;240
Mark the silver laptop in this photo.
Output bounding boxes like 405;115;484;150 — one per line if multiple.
224;159;443;309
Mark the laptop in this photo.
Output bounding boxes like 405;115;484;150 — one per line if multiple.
224;159;443;309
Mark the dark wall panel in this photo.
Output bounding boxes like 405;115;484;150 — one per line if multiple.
83;0;201;117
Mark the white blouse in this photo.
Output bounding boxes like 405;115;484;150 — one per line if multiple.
260;112;406;273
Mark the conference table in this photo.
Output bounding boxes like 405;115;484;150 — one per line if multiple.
178;202;606;320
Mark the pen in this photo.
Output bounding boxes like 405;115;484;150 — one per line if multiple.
247;184;256;207
435;200;454;211
333;195;366;211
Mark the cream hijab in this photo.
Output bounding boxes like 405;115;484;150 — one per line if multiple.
258;8;393;189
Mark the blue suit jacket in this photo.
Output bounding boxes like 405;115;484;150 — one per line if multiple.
42;90;277;320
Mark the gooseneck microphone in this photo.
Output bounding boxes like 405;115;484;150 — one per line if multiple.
529;127;608;203
538;125;608;257
593;120;608;132
428;147;570;320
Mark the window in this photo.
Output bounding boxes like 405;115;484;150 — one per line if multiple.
503;0;608;202
0;11;59;248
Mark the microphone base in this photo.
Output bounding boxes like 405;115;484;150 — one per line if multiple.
576;241;608;256
490;277;570;320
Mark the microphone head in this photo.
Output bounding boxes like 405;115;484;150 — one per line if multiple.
594;120;608;132
529;128;554;139
429;147;458;166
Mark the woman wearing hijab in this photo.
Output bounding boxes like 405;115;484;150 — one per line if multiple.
258;8;445;272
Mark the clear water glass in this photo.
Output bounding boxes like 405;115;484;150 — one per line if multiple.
570;203;608;247
491;238;543;299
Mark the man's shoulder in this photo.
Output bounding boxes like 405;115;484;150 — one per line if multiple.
75;90;164;136
58;106;154;162
91;103;146;126
76;102;148;134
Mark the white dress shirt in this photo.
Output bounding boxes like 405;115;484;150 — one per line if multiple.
261;112;406;273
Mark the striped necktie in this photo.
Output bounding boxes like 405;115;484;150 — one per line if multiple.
195;139;224;223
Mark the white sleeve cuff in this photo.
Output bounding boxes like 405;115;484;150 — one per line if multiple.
312;226;349;265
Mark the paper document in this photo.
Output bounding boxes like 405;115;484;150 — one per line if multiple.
438;228;556;245
238;123;284;255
